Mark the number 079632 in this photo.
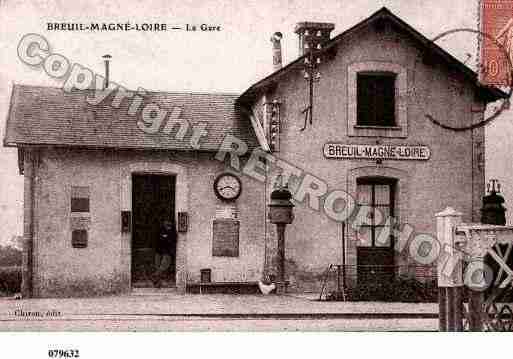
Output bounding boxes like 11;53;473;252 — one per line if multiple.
48;349;80;358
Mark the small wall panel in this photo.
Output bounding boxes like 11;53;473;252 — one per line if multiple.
212;219;239;257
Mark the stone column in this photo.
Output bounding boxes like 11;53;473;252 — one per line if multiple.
276;223;286;294
435;207;464;332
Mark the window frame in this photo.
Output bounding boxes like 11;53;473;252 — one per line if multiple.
71;186;90;213
356;177;396;248
347;62;408;138
356;71;397;127
71;229;88;249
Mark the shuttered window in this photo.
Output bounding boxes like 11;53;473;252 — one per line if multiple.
357;73;396;127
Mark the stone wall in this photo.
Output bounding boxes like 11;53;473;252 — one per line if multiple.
31;148;266;297
258;22;485;292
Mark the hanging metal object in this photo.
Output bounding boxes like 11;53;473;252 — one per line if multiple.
299;35;323;131
268;99;281;152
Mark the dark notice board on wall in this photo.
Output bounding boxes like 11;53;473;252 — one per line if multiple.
212;219;240;257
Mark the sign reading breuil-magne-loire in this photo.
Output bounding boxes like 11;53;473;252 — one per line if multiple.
323;143;431;161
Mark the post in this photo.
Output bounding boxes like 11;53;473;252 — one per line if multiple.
435;207;464;331
464;231;491;331
336;265;341;293
467;281;484;331
276;223;286;294
268;186;294;295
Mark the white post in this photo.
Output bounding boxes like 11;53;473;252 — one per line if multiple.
435;207;464;331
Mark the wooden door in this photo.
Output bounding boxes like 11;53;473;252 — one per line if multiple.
131;174;176;287
356;178;396;285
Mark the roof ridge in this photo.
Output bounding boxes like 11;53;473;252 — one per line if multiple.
13;83;241;97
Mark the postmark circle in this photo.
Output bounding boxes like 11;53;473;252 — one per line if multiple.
415;28;513;131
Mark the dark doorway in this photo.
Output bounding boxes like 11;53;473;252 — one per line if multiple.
356;177;396;285
132;174;176;288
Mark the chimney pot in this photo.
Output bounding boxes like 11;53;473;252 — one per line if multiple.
102;54;112;90
270;32;283;72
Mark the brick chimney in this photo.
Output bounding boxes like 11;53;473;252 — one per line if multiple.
294;22;335;56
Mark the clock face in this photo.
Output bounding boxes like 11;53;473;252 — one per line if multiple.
214;173;242;201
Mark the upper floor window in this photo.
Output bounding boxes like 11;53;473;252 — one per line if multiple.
347;62;407;138
357;72;396;127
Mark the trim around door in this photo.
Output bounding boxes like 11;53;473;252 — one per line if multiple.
120;161;189;293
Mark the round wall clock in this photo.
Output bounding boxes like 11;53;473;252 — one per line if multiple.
214;173;242;201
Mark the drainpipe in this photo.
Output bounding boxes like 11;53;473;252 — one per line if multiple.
21;148;35;298
342;222;346;288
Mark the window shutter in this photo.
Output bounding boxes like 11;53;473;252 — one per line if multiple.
357;75;373;126
378;75;396;126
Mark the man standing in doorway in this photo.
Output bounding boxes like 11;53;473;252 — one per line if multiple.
152;220;177;288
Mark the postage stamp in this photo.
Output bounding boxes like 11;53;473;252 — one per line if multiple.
480;0;513;85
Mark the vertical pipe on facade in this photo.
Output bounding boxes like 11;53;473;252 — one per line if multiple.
263;157;268;277
471;127;475;222
21;149;35;298
342;222;346;288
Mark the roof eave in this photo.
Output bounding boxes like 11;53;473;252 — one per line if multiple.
0;141;259;153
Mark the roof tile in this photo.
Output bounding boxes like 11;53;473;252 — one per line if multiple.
4;85;258;152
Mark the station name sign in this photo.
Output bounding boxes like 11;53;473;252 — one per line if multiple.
323;143;431;161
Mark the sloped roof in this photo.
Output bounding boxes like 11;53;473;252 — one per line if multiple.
4;84;258;151
237;7;507;104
